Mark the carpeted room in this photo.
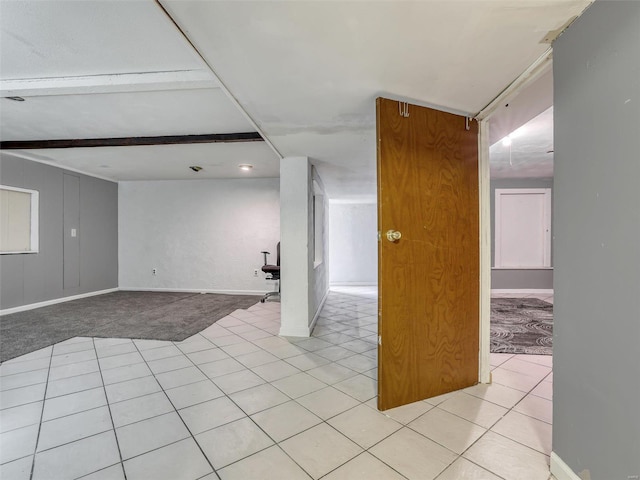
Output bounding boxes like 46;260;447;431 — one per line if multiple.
0;292;261;363
0;156;282;363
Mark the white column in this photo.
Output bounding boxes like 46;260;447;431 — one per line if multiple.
279;156;313;336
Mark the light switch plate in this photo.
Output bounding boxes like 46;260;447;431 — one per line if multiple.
71;228;77;237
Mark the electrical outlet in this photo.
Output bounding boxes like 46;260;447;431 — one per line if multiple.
152;268;157;275
253;269;259;277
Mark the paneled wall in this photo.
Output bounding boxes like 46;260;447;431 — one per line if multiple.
0;156;118;310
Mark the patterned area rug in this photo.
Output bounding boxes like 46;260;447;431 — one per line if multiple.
491;297;553;355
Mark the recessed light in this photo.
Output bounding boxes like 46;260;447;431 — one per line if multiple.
239;164;253;171
5;96;25;102
189;166;203;172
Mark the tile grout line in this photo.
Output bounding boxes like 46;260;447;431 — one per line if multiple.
458;380;552;424
317;410;408;480
356;389;500;478
92;337;128;480
312;300;416;477
6;292;548;480
129;337;221;477
0;363;51;382
433;454;508;480
172;341;317;478
317;450;410;480
28;342;54;480
315;295;525;480
159;304;336;479
309;299;417;479
73;316;277;476
15;305;326;474
418;363;554;466
212;379;374;478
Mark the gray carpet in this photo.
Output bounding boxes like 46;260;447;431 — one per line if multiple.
491;297;553;355
0;291;261;363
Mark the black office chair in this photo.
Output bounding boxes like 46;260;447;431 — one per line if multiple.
260;242;280;303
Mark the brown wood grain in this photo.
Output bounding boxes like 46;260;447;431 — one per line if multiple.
377;97;479;411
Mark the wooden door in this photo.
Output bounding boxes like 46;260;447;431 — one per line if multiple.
377;98;479;411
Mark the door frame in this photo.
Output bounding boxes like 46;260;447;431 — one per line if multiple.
476;48;554;384
478;119;491;384
372;51;552;389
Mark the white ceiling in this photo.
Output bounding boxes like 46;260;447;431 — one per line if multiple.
6;142;280;182
0;1;591;195
490;106;554;179
1;89;257;140
0;0;204;78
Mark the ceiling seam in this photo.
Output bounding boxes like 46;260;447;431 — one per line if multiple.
155;0;283;161
0;70;219;97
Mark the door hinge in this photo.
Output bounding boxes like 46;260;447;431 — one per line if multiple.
378;335;382;345
377;231;381;241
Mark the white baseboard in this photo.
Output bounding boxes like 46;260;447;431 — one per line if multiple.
0;288;119;316
551;452;582;480
120;287;269;296
491;289;553;295
309;289;329;335
330;282;378;287
279;325;312;337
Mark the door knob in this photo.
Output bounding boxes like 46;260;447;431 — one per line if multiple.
386;230;402;242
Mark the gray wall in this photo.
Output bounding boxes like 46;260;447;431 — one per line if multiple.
0;156;118;309
490;178;553;289
553;2;640;479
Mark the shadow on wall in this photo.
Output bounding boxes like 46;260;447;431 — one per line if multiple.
329;202;377;286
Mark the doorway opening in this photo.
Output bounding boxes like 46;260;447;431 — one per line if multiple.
485;85;555;460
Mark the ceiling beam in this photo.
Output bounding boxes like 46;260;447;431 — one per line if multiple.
0;70;219;97
158;1;283;161
0;132;264;150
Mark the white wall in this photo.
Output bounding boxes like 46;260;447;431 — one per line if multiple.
278;158;330;337
119;178;279;293
279;156;313;336
329;202;377;285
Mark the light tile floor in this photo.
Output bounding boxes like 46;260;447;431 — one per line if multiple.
0;288;554;480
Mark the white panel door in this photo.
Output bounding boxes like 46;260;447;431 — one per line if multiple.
495;188;551;268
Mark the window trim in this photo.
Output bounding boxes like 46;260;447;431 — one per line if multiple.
0;185;40;254
313;192;324;268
